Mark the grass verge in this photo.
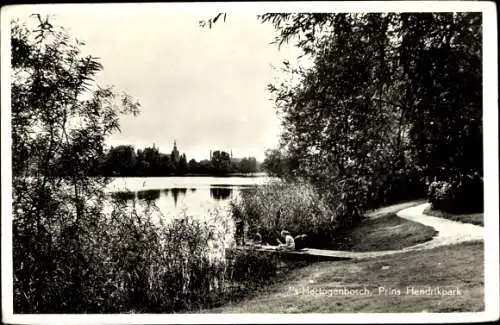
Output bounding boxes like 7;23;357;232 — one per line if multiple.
423;206;484;226
205;241;484;313
331;212;438;251
328;200;436;251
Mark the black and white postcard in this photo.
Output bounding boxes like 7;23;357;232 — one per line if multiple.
1;2;498;324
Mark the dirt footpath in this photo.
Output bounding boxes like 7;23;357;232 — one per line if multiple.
303;202;484;260
396;203;484;250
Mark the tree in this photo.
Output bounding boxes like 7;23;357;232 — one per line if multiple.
188;158;198;173
178;153;188;175
135;148;147;176
239;157;258;173
211;150;231;174
11;15;140;312
398;13;482;180
103;145;137;176
198;159;213;174
262;148;294;178
142;145;161;175
260;13;482;222
155;153;171;175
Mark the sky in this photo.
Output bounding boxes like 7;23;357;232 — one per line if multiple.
10;5;304;162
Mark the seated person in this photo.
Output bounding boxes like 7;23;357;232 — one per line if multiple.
276;230;295;250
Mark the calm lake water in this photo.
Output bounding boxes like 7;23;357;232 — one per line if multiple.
104;174;272;222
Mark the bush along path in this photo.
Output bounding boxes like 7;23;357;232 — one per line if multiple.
291;203;484;261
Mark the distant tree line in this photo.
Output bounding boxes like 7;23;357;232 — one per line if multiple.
75;145;261;176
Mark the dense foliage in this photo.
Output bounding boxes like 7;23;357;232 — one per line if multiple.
11;15;138;312
10;16;268;313
233;180;337;247
261;148;298;180
259;13;483;218
427;173;483;214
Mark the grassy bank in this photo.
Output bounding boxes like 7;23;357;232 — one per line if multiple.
327;199;436;251
330;212;437;251
423;206;484;226
206;241;484;313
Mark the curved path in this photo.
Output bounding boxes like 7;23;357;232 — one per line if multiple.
299;202;484;260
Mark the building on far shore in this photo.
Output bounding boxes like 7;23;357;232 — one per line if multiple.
207;149;260;173
209;149;242;164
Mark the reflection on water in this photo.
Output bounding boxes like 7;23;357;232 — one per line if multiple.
107;185;240;219
110;191;136;202
137;189;161;202
106;176;271;222
210;186;233;200
170;188;188;205
112;186;237;208
111;188;190;207
119;188;193;206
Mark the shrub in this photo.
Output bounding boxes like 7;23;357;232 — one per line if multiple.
427;180;453;211
233;180;337;247
427;173;483;213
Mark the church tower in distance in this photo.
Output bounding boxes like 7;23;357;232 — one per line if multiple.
171;140;180;164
